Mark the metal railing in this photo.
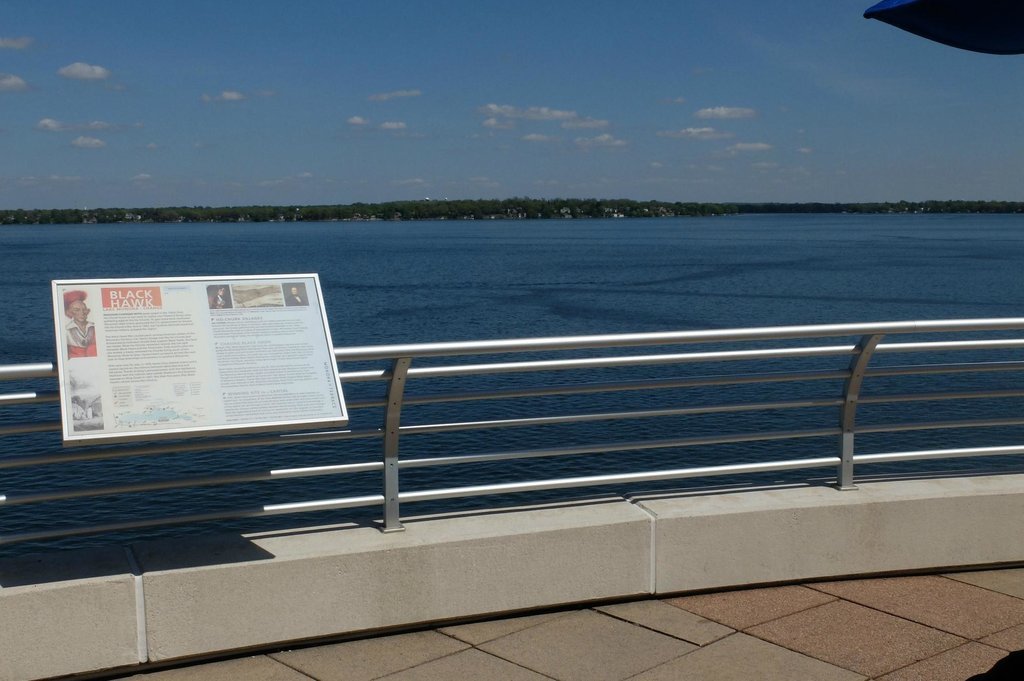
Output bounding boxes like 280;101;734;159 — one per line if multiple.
3;318;1024;548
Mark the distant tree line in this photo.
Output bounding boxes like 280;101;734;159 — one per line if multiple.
2;198;1023;225
735;200;1024;214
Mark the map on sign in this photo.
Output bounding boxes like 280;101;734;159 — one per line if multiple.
51;274;347;445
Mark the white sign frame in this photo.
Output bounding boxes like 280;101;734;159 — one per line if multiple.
52;274;348;445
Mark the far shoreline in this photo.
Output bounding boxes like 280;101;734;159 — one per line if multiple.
3;198;1023;226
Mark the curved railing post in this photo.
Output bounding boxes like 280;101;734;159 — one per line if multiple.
838;334;884;490
382;357;412;532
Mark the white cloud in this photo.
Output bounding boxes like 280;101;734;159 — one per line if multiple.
751;162;779;169
298;172;314;178
575;133;627;149
480;103;578;121
58;62;111;80
18;175;81;185
0;37;32;50
145;142;159;149
561;117;609;129
0;73;28;91
482;116;513;129
36;118;63;131
368;89;422;101
728;142;773;152
522;133;556;142
695;106;756;119
132;173;152;181
347;116;369;126
480;103;616;136
380;121;407;130
657;127;732;140
37;118;114;132
666;96;687;104
71;136;106;149
202;90;246;102
798;147;813;154
394;177;426;186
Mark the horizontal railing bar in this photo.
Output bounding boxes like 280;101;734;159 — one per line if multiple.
0;428;383;470
0;391;60;406
878;339;1024;353
867;360;1024;378
0;494;385;546
339;369;390;383
339;340;1024;383
398;398;845;436
398;427;841;469
860;389;1024;405
6;340;1020;395
0;461;384;506
398;457;841;503
855;444;1024;465
0;363;56;381
856;416;1024;434
333;318;1024;361
406;358;1024;386
402;370;852;406
4;339;1024;386
0;421;61;436
405;346;858;379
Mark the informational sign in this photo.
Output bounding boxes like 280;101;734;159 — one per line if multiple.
51;274;347;445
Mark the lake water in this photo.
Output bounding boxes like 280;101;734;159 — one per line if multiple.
2;214;1024;553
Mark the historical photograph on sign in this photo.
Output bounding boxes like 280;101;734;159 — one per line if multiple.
231;284;285;308
206;284;233;310
52;274;347;445
67;360;104;432
283;282;308;307
62;289;100;359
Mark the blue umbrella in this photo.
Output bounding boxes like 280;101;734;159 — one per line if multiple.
864;0;1024;54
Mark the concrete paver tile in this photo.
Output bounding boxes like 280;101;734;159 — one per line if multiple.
809;575;1024;639
945;568;1024;600
747;600;964;678
377;648;551;681
440;610;572;645
874;642;1009;681
596;600;733;645
126;656;312;681
270;630;468;681
478;609;696;681
627;633;865;681
980;623;1024;651
664;585;835;630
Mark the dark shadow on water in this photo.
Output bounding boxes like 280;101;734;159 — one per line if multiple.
0;534;278;587
968;650;1024;680
0;546;134;587
129;533;278;572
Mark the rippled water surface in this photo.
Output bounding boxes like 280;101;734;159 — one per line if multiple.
3;214;1024;553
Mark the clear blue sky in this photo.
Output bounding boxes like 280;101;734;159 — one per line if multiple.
3;0;1023;209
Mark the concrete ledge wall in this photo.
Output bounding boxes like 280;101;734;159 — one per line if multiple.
135;499;652;661
2;474;1024;680
0;548;140;681
641;474;1024;593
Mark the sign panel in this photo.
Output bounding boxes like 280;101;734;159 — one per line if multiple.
52;274;347;445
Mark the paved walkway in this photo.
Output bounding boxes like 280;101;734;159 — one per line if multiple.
115;568;1024;681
